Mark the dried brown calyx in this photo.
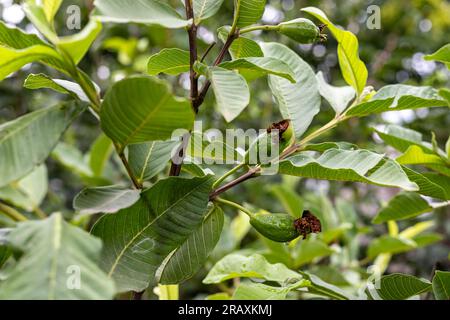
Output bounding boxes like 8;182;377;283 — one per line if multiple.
267;119;291;141
294;210;322;239
318;24;328;42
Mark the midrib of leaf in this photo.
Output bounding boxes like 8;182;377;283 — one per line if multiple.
121;92;171;147
158;205;215;277
107;179;210;277
197;0;208;20
139;142;155;181
49;214;62;300
338;41;360;94
436;275;450;298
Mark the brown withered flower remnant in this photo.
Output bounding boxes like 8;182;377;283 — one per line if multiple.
267;119;291;140
294;210;322;239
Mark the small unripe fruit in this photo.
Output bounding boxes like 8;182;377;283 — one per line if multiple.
278;18;326;43
250;210;322;243
250;213;300;242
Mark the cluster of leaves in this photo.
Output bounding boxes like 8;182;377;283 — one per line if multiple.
0;0;448;300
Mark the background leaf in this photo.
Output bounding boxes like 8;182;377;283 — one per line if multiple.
100;77;194;149
373;192;433;224
0;102;85;187
0;213;115;300
93;0;190;28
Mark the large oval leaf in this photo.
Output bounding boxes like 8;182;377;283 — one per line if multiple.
93;0;190;28
277;149;418;191
100;77;194;150
208;67;250;122
91;176;214;292
261;42;321;138
368;274;431;300
0;213;115;300
348;85;447;117
0;102;85;188
158;205;224;284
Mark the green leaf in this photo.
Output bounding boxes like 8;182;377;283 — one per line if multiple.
92;176;214;292
425;44;450;68
260;42;321;138
191;0;225;23
158;205;224;284
42;0;63;23
302;7;368;95
147;48;190;76
24;73;100;103
375;124;434;153
432;271;450;300
0;213;116;300
347;85;446;117
186;132;243;164
368;236;417;259
293;237;335;267
0;165;47;212
51;142;93;177
100;77;194;150
208;67;250;122
271;185;303;218
128;140;179;183
232;280;308;300
219;57;296;83
57;20;102;64
0;44;62;81
373;192;433;224
89;134;114;177
0;245;11;269
439;88;450;106
203;253;301;284
0;102;85;188
300;271;354;300
23;1;58;43
397;145;447;167
73;186;141;216
316;71;355;115
369;274;431;300
278;149;418;191
0;22;66;75
217;26;263;59
93;0;190;28
236;0;267;28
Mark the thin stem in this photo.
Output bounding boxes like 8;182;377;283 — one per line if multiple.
240;24;280;35
214;198;254;218
200;42;216;63
115;144;143;189
212;163;245;189
0;202;28;222
209;167;259;200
